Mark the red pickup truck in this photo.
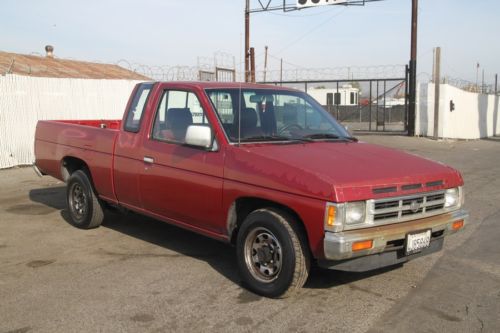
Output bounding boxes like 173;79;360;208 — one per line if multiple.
34;81;468;297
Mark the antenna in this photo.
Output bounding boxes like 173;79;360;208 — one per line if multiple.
238;82;242;146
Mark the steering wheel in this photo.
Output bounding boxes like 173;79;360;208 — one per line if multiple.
278;124;303;135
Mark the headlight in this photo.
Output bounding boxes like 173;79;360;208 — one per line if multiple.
444;188;459;208
324;201;367;232
345;202;366;225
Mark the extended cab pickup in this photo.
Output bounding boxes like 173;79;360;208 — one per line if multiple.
35;82;468;297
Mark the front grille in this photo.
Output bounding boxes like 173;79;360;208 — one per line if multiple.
370;191;446;224
372;180;444;195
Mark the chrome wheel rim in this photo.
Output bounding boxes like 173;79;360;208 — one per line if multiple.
70;183;87;220
244;227;283;283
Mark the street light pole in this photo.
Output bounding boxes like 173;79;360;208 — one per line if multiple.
407;0;418;136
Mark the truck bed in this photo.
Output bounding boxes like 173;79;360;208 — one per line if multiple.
34;119;121;201
56;119;122;130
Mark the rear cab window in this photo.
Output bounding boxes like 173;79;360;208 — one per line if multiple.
124;83;154;133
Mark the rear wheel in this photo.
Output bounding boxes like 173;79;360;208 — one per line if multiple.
236;208;310;298
66;170;104;229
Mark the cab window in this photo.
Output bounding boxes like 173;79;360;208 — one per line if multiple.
152;90;210;144
124;83;153;133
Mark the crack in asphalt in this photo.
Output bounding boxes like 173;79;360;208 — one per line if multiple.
476;314;485;333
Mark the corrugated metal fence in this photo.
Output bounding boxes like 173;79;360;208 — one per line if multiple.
0;74;143;168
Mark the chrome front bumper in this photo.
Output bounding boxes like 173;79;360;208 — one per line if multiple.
323;208;468;261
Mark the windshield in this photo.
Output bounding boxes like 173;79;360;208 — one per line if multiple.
206;88;353;143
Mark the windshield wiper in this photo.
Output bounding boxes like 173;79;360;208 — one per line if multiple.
301;133;341;140
301;133;358;142
240;135;314;144
240;135;294;142
342;136;359;142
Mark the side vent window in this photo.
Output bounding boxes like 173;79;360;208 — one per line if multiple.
124;83;154;133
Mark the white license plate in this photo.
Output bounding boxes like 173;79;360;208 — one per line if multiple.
405;230;431;255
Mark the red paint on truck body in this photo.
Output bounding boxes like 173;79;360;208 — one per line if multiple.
34;82;464;259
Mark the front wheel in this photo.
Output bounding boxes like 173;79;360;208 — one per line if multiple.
66;170;104;229
236;208;310;298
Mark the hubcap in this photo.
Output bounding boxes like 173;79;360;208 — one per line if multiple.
70;183;87;220
244;227;283;282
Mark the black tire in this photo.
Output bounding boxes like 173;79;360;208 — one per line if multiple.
236;208;310;298
66;170;104;229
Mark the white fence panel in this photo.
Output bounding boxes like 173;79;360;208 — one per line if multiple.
416;83;500;139
0;74;143;169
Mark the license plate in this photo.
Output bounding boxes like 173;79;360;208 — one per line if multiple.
405;229;431;255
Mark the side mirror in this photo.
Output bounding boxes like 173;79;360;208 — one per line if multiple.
185;125;213;149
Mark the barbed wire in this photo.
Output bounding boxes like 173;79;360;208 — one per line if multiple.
59;51;488;90
442;76;497;94
118;63;408;82
20;50;498;95
257;64;407;82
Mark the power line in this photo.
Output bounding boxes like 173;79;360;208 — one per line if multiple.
264;7;333;17
273;7;349;56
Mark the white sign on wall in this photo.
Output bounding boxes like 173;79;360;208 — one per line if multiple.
297;0;348;8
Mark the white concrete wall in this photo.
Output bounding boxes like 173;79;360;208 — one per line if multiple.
416;83;500;139
0;74;143;168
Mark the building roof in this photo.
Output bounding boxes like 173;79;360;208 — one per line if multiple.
0;50;149;80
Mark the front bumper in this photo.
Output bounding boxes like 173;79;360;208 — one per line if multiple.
323;208;468;262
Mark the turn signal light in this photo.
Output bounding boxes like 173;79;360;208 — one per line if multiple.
326;206;336;227
352;240;373;252
452;220;464;230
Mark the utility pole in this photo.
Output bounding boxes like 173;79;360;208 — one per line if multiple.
250;47;256;82
244;0;250;82
433;47;441;139
407;0;418;136
481;69;485;94
264;46;268;82
476;63;480;92
495;74;498;95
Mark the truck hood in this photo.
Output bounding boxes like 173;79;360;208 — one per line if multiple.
224;141;463;202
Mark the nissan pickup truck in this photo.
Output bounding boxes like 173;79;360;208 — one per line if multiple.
34;81;468;298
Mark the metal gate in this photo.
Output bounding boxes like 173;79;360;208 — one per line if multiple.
262;73;409;133
198;67;236;82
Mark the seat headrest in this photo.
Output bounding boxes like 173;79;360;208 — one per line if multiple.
283;104;298;125
166;108;193;128
240;107;257;129
166;108;193;141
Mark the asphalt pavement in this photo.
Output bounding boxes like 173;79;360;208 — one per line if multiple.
0;135;499;333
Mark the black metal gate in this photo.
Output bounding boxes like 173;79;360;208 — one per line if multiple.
262;73;409;133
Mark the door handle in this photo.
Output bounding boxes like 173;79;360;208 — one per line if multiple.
143;156;154;164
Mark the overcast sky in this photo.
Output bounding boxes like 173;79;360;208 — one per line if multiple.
1;0;499;83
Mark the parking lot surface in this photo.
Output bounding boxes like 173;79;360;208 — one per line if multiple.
1;135;499;333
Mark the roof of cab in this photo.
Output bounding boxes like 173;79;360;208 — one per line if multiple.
153;81;300;91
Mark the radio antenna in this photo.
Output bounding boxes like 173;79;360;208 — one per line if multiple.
238;82;242;146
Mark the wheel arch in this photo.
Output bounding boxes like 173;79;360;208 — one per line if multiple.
228;197;310;250
61;156;92;183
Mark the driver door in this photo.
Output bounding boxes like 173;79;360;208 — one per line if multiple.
139;88;224;234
